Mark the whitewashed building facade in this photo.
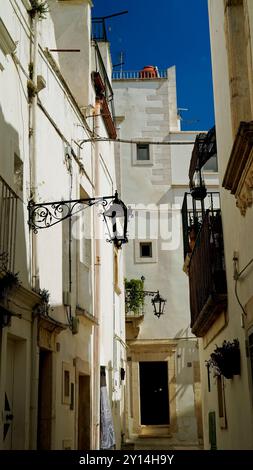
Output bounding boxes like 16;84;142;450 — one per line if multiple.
0;0;125;450
113;66;219;446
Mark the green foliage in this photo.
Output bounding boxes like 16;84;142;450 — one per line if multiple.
206;339;240;379
39;288;50;305
34;288;50;316
29;1;49;20
0;270;20;300
125;278;145;315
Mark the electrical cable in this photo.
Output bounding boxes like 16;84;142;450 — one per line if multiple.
237;257;253;278
235;278;247;317
234;256;253;317
79;136;196;147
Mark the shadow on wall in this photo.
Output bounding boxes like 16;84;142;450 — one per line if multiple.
174;327;199;390
0;105;29;286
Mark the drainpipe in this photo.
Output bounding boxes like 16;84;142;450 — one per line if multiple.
29;12;39;291
29;11;40;449
93;98;102;450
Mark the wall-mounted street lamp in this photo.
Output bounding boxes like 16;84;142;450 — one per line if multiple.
28;191;128;248
140;275;166;318
142;290;167;318
125;276;166;319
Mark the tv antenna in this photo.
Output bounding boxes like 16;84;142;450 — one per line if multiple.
177;108;199;125
113;51;125;77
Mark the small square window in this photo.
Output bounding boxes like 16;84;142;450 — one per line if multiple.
140;242;152;258
137;144;150;161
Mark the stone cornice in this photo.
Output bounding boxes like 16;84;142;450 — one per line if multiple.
222;121;253;215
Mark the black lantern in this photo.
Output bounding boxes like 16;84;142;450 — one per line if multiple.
151;291;166;318
190;168;207;201
28;190;129;249
103;191;128;248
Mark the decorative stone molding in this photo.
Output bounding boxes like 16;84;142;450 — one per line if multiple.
222;121;253;215
125;314;144;340
38;316;67;351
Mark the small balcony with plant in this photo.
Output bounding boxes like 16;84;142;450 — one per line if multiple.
91;42;117;139
124;278;145;340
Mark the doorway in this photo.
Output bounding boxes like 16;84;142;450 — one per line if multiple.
78;375;90;449
139;361;169;425
37;349;52;449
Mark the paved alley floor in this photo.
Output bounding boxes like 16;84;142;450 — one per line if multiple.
122;437;203;450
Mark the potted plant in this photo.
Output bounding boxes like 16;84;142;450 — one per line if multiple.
0;270;20;301
125;278;145;315
206;339;240;379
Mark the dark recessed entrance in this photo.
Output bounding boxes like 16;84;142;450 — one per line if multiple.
139;361;169;425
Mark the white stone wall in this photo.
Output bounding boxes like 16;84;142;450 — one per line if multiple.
204;0;253;450
0;0;125;450
113;67;218;444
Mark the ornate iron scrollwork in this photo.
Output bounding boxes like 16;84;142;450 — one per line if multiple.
28;196;113;233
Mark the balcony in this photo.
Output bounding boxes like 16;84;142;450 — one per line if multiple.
112;69;168;80
0;176;18;272
182;192;220;259
92;18;107;42
125;281;145;340
92;42;117;139
182;126;227;337
188;210;227;336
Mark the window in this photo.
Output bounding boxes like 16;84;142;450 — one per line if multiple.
62;363;71;404
134;239;158;264
140;242;152;258
70;383;75;411
137;144;150;161
64;370;70;398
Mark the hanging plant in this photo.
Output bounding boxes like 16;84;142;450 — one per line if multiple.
0;270;20;301
206;339;240;379
125;278;145;315
29;1;49;20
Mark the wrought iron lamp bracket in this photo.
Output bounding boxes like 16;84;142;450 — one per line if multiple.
28;194;116;233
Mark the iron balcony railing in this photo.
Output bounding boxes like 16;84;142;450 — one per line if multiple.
188;210;227;336
0;176;18;272
92;42;116;138
182;191;220;259
112;69;168;80
92;18;107;42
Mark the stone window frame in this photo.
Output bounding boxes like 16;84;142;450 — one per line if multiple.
134;239;158;264
131;138;154;166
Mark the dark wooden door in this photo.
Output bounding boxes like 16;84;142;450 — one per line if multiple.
139;361;169;425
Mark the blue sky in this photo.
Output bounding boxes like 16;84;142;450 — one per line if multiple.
92;0;214;132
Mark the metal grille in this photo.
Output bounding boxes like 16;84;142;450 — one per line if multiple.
92;19;107;42
188;210;227;328
112;70;167;80
0;176;18;272
181;191;220;259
